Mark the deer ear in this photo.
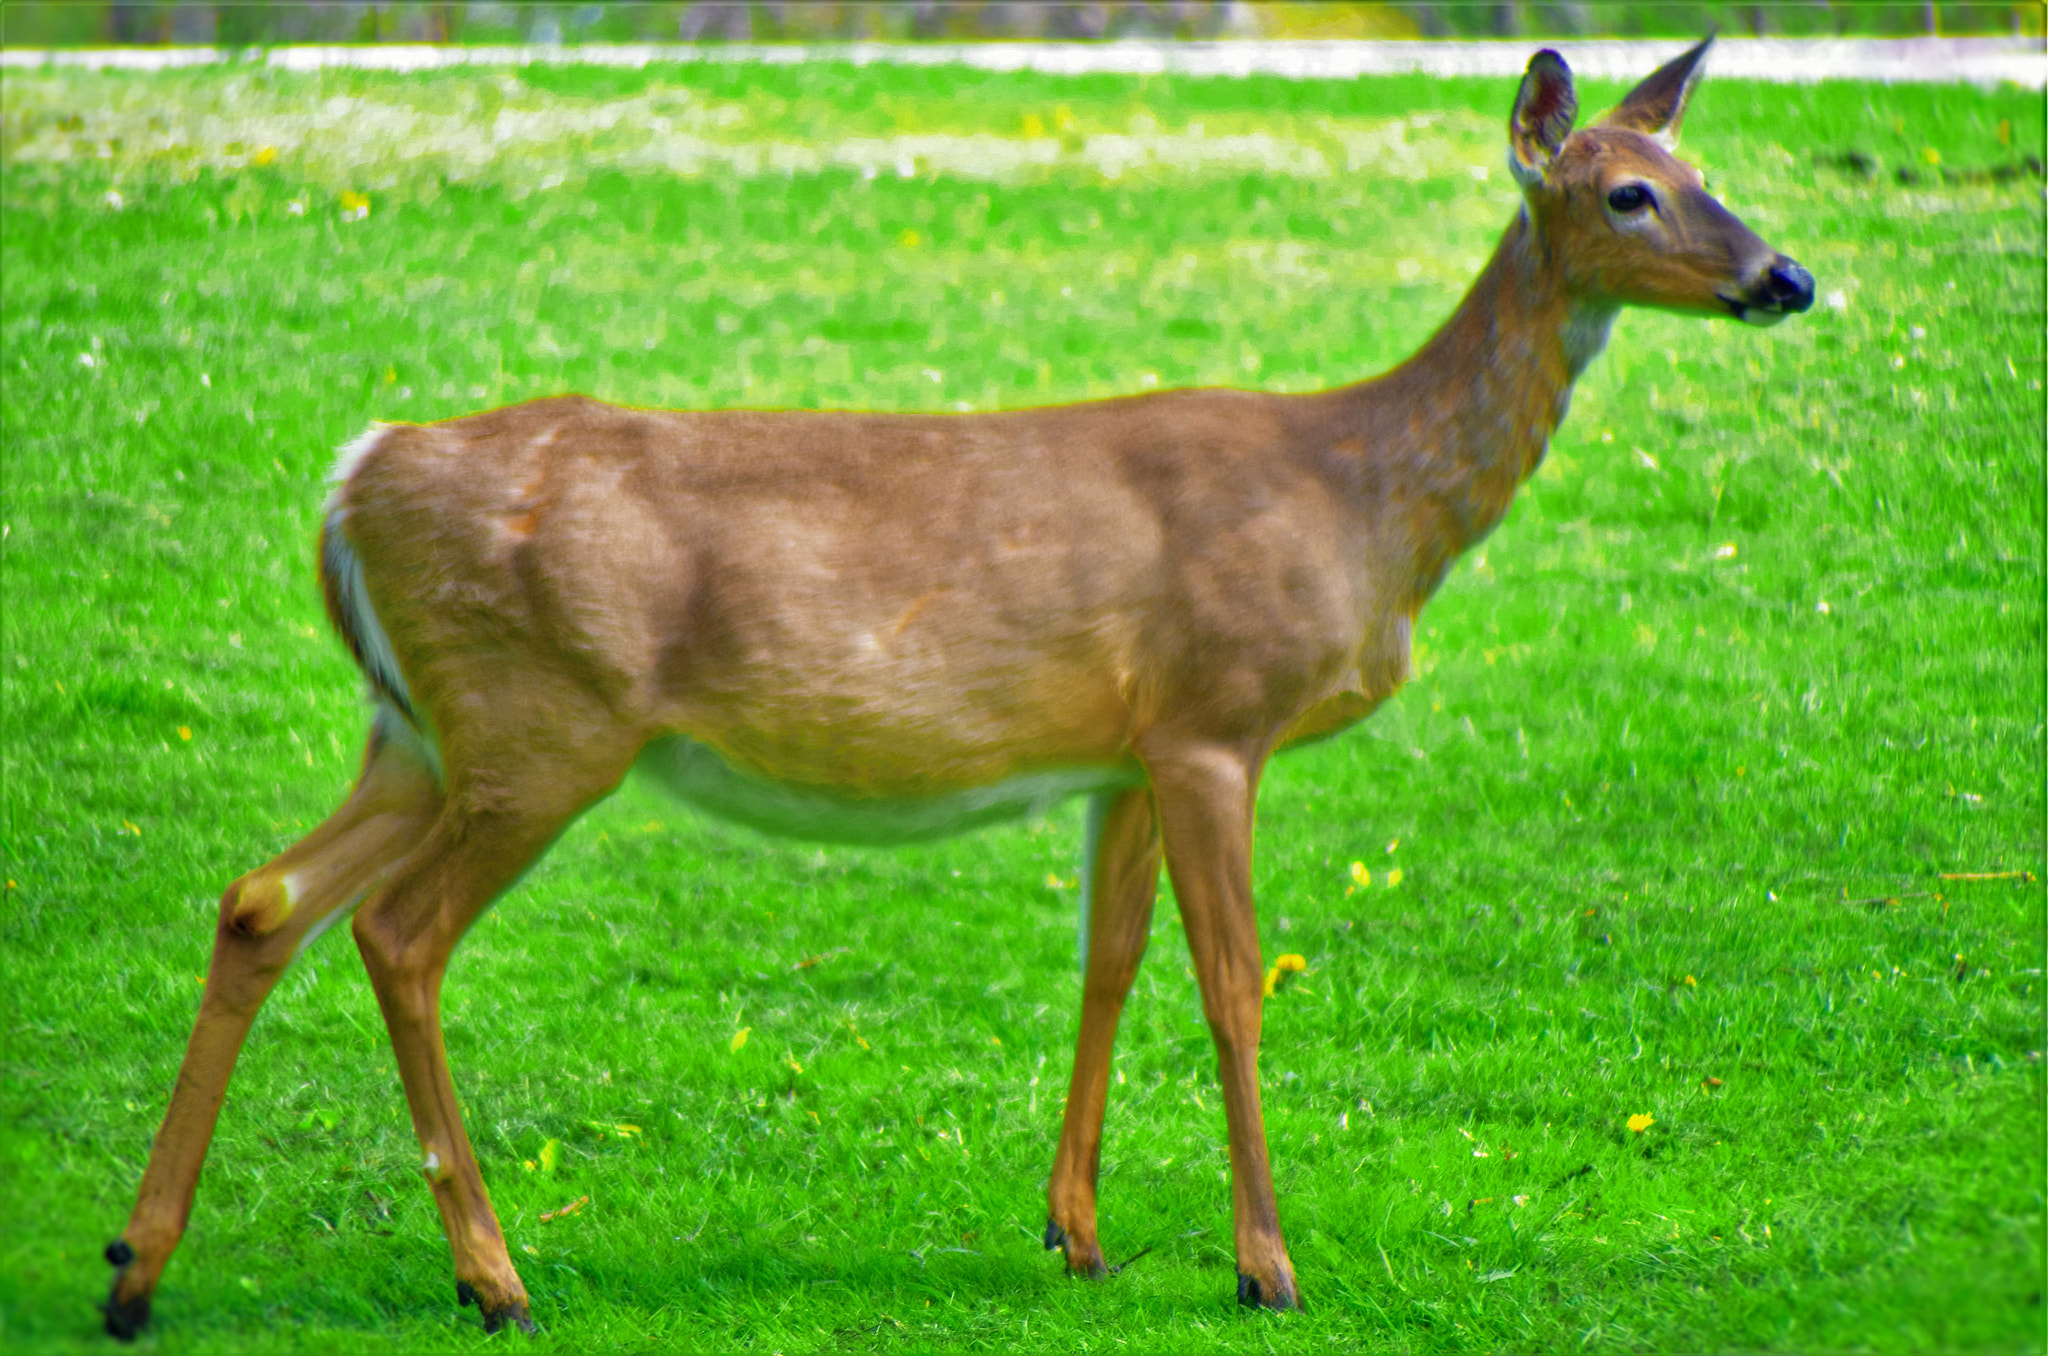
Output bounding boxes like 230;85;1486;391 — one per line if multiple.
1601;32;1714;148
1507;49;1577;189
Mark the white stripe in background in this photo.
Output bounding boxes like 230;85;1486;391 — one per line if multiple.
2;37;2041;87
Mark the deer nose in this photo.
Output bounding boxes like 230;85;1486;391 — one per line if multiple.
1765;259;1814;313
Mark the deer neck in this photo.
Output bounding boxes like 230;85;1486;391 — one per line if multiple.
1346;206;1614;581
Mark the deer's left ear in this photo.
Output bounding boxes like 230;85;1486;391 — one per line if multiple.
1601;32;1714;148
1508;49;1577;188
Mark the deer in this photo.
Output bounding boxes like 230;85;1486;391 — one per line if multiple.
103;36;1811;1338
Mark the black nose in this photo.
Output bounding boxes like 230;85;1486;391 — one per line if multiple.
1767;259;1814;313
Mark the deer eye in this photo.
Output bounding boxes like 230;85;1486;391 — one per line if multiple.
1607;184;1652;213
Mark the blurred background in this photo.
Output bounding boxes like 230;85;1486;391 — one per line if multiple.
4;0;2042;47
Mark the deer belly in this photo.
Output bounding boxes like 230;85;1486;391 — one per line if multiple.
637;735;1143;845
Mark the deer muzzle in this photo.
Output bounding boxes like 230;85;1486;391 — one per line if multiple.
1724;256;1815;326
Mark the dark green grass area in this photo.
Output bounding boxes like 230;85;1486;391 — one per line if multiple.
2;59;2042;1353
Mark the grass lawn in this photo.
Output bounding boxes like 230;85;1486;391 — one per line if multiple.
2;53;2041;1353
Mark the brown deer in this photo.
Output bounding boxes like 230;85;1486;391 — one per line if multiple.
104;36;1811;1337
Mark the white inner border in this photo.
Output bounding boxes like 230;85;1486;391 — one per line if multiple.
2;37;2041;87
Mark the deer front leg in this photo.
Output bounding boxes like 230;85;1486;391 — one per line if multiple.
105;724;438;1340
1145;740;1299;1311
1046;787;1161;1278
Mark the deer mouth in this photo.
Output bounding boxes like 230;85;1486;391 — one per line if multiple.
1721;295;1791;326
1722;258;1815;327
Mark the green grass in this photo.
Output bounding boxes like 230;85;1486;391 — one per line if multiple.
2;56;2042;1353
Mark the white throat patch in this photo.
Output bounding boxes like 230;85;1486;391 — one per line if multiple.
1563;305;1619;377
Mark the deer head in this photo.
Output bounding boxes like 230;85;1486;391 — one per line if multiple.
1507;36;1815;326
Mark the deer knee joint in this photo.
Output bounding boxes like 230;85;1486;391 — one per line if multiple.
221;872;294;937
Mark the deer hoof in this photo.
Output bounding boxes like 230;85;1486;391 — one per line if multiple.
458;1281;536;1334
102;1240;151;1341
100;1289;151;1342
1236;1270;1301;1311
1041;1218;1067;1251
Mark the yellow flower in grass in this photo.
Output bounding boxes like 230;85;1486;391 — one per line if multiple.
1262;953;1308;997
730;1026;751;1053
1626;1113;1656;1134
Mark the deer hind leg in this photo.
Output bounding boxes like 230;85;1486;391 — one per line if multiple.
1045;787;1161;1278
1144;739;1299;1311
105;709;441;1340
348;722;637;1334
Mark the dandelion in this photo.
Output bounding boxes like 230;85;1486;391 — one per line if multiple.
1262;953;1308;996
1349;860;1370;889
730;1026;751;1053
1386;868;1404;888
177;726;192;741
252;145;277;166
1626;1113;1655;1134
340;189;371;222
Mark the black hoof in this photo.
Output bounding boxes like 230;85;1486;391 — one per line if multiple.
1236;1270;1301;1311
103;1240;149;1341
1042;1218;1068;1251
101;1290;151;1342
461;1283;536;1335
